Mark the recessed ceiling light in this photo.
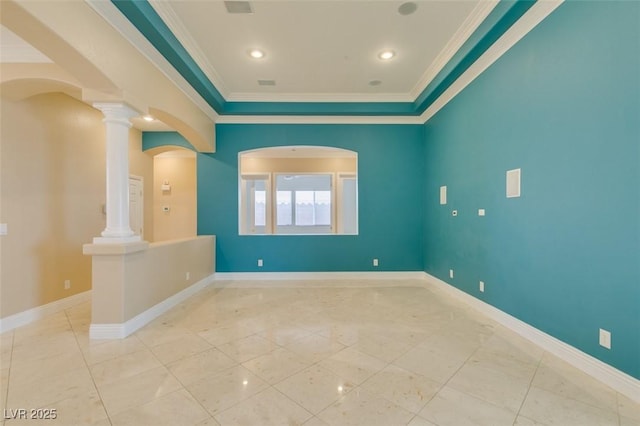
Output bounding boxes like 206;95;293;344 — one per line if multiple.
398;2;418;16
378;50;395;60
143;115;154;122
249;49;265;59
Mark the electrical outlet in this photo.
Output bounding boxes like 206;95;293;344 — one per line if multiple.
449;269;454;279
452;210;458;217
257;259;263;267
64;280;71;290
373;258;379;267
478;209;486;216
186;272;190;280
599;328;611;349
479;281;485;292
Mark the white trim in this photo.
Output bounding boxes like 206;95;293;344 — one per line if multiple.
148;0;230;100
420;0;564;123
409;0;499;100
212;271;426;284
216;115;424;125
88;0;563;126
85;0;219;122
226;92;414;103
88;324;127;340
89;273;215;339
0;291;91;334
421;272;640;404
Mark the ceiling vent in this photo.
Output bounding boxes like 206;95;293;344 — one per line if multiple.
258;80;276;86
224;1;253;14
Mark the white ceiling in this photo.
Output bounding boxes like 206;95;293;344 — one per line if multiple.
2;0;534;128
150;0;491;102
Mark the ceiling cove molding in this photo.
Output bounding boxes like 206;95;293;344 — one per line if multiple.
215;115;425;125
104;0;552;119
216;0;563;125
147;0;230;100
409;0;499;101
226;92;415;103
412;0;537;113
420;0;565;123
86;0;219;122
221;101;417;117
108;0;227;112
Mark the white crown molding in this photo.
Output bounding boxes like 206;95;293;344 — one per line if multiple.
409;0;499;100
87;0;561;124
85;0;219;122
89;273;215;339
421;0;564;123
226;92;415;103
0;291;91;334
421;272;640;404
215;114;424;125
147;0;230;99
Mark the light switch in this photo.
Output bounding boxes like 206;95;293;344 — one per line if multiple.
0;223;6;235
440;186;447;205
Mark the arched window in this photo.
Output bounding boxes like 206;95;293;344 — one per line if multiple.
239;146;358;235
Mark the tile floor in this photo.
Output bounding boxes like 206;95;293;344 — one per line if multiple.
0;280;638;425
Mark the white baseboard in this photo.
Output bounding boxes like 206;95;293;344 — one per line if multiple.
89;274;215;339
212;271;426;284
0;291;92;334
421;272;640;404
7;270;636;403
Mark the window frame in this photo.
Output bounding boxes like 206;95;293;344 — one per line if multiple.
238;146;358;236
273;172;335;234
238;173;272;235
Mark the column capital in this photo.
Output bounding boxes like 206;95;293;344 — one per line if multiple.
93;102;139;127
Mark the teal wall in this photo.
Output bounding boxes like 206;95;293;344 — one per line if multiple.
196;124;425;272
422;1;639;379
141;0;639;380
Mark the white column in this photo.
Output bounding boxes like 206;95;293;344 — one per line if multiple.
93;103;141;244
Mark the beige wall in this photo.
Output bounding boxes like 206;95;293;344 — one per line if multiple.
240;157;357;174
2;0;216;152
0;92;153;319
153;154;197;241
86;236;215;324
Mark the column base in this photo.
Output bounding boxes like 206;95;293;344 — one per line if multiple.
93;235;142;244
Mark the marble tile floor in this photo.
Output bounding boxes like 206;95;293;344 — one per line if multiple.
0;280;638;426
